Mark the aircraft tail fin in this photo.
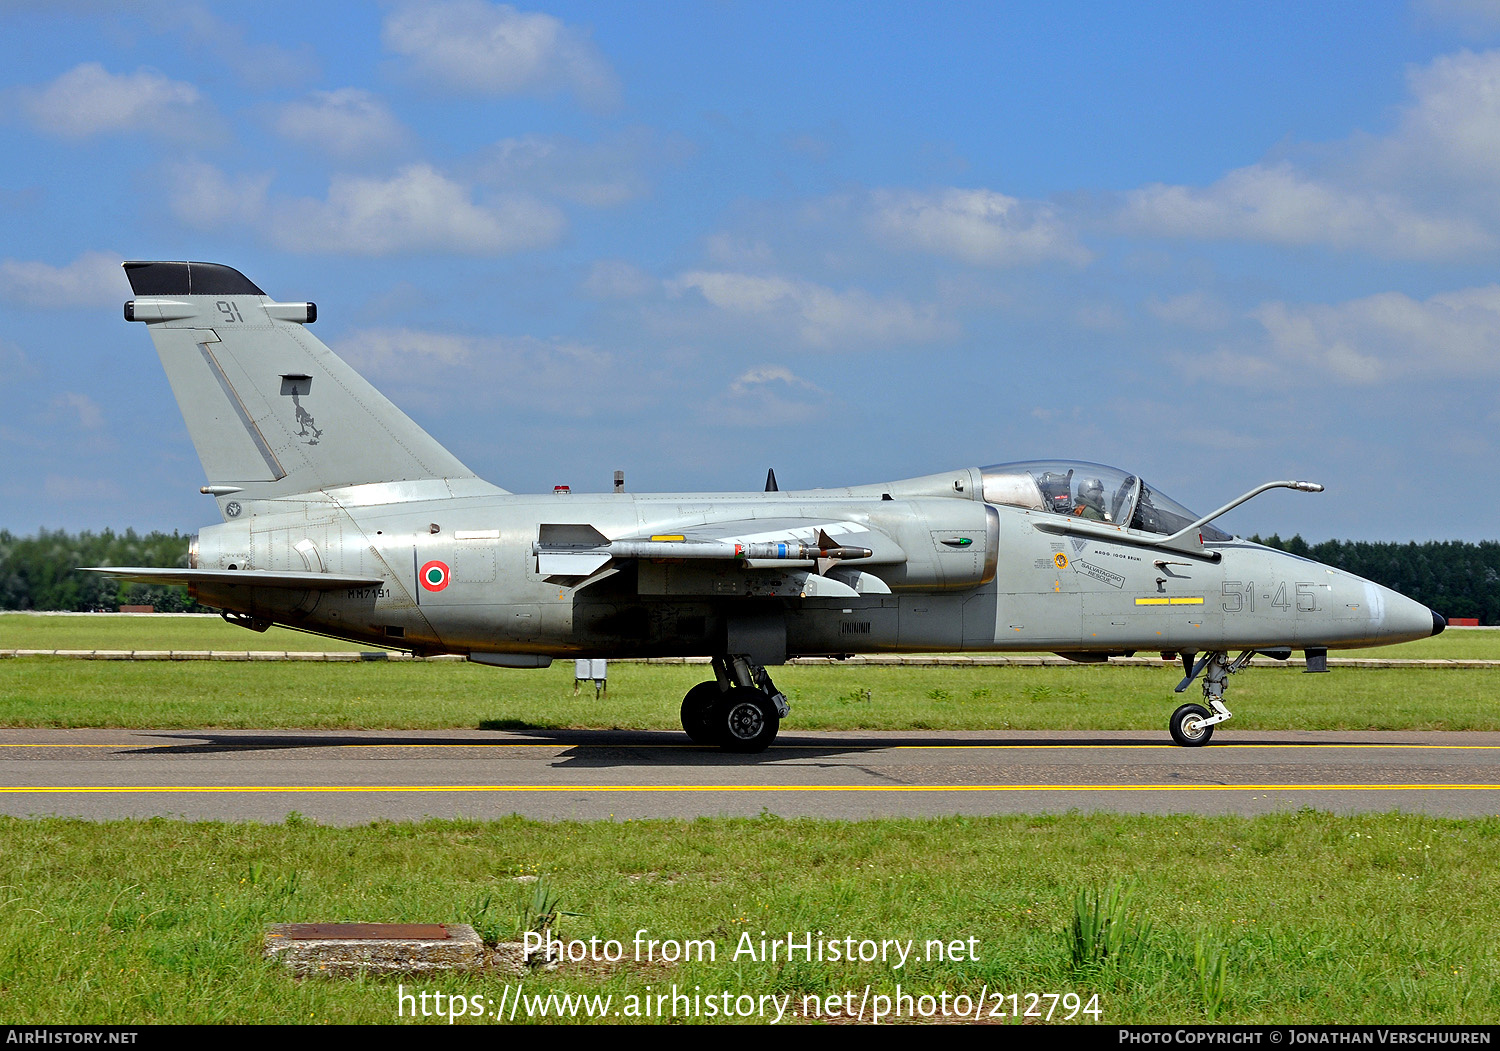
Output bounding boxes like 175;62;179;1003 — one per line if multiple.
123;261;501;515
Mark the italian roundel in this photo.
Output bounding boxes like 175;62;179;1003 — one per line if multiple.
419;560;451;592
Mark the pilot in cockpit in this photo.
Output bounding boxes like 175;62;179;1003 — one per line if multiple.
1074;477;1107;521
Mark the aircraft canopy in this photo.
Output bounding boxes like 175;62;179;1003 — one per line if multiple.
979;460;1232;541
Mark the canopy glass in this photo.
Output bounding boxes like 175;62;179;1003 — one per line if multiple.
979;461;1232;541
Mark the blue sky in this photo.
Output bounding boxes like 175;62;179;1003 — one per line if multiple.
3;1;1499;541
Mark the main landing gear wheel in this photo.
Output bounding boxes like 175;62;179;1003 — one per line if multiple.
716;689;779;754
1169;703;1214;747
680;681;723;745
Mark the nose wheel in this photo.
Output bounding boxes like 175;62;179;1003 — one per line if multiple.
1169;703;1214;746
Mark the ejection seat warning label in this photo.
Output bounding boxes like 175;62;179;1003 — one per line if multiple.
1074;560;1126;588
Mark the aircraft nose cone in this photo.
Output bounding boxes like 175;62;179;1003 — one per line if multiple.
1375;586;1442;644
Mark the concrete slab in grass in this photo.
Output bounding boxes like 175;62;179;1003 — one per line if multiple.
265;922;485;977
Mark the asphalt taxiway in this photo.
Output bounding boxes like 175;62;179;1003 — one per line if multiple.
0;728;1495;824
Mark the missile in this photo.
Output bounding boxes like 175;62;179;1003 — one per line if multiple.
602;539;873;561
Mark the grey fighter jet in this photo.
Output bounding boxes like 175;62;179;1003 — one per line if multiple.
92;261;1446;752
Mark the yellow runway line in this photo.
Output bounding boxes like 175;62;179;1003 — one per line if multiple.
1;783;1497;794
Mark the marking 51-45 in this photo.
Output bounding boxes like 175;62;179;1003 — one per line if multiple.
1222;581;1320;613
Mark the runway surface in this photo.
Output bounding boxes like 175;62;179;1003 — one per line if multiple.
0;728;1496;823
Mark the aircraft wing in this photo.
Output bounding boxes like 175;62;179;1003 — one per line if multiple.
534;517;905;593
82;567;385;590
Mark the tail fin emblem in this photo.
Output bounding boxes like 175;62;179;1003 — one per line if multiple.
281;376;323;445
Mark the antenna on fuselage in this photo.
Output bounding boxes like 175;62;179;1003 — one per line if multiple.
765;469;779;492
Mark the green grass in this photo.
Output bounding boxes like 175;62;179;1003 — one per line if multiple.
0;812;1493;1024
0;658;1497;731
0;613;375;652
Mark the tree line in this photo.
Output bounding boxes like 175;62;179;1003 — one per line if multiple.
0;529;200;612
0;529;1494;623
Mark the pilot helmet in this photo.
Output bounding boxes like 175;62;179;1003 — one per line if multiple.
1078;478;1106;512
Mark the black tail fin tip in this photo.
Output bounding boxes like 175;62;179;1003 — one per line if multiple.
122;261;265;297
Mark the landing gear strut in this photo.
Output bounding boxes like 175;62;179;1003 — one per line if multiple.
1169;650;1255;746
679;655;790;753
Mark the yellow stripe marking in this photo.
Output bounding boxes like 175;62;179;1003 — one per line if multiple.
1;783;1496;794
1135;596;1205;605
650;534;685;542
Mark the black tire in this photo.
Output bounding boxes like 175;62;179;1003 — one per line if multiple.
715;689;779;753
680;681;723;745
1169;703;1214;747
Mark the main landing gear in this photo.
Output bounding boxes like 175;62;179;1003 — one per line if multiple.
680;655;790;753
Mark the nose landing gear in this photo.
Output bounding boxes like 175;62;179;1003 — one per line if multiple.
1169;650;1257;746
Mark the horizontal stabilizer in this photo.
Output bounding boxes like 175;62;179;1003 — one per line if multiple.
82;567;384;590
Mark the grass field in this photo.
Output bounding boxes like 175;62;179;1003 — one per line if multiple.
0;812;1494;1025
1;657;1497;731
0;613;374;652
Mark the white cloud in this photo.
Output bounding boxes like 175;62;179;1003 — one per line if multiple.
1372;48;1500;197
867;188;1092;266
1252;284;1500;383
170;5;319;91
1416;1;1500;38
704;233;774;267
334;328;476;378
712;365;830;427
270;165;565;256
49;392;104;430
1147;291;1234;331
1112;49;1500;258
729;365;820;395
1119;162;1493;257
13;63;211;140
582;260;656;299
668;270;957;349
164;161;563;256
470;130;684;206
272;89;408;159
0;251;127;307
334;327;631;414
383;0;620;110
166;161;272;229
0;339;37;383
